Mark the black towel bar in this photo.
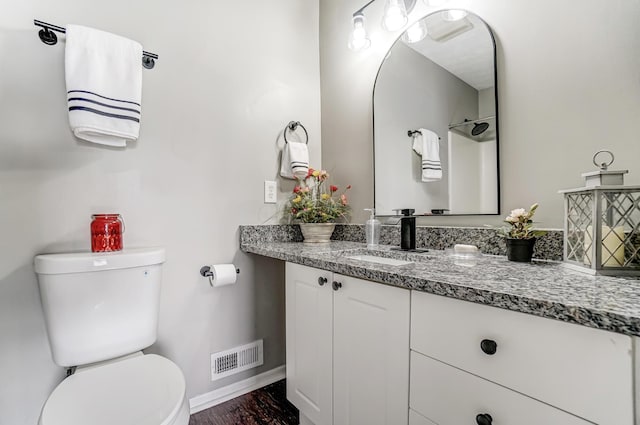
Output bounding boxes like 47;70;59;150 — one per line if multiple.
408;129;441;140
34;19;159;69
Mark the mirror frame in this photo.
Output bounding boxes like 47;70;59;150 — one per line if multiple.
372;9;501;216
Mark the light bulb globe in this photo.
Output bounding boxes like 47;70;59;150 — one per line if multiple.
348;14;371;51
402;20;428;43
382;0;408;31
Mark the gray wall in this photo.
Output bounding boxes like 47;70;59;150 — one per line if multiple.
374;42;478;215
0;1;320;424
321;0;640;227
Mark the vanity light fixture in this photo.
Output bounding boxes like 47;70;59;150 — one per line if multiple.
349;0;415;51
441;9;468;21
402;19;428;43
348;0;451;51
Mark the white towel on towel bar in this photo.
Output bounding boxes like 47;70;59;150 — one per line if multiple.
280;142;309;179
412;128;442;182
65;25;143;147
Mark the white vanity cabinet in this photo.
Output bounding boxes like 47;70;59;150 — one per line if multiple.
410;291;634;425
285;262;410;425
284;261;636;425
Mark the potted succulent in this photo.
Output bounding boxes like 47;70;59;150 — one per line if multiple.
286;168;351;243
500;203;547;262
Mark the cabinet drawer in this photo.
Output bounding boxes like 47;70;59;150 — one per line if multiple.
410;351;590;425
409;409;436;425
410;291;633;424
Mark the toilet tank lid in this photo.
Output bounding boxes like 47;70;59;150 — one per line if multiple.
34;248;166;275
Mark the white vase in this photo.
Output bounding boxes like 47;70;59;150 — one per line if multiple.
299;223;336;243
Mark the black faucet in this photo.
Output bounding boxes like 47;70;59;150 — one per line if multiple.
397;209;416;251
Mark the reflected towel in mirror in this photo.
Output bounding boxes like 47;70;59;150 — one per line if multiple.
412;128;442;182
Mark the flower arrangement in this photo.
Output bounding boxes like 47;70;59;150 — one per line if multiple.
287;168;351;223
500;203;547;239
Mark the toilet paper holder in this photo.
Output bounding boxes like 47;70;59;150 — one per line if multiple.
200;265;240;287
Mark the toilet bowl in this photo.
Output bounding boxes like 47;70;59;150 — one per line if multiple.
34;248;189;425
39;354;189;425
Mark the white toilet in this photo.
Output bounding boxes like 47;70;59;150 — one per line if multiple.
34;248;189;425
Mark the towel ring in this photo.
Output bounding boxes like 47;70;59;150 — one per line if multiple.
284;121;309;145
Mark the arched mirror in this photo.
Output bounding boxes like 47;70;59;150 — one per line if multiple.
373;10;499;216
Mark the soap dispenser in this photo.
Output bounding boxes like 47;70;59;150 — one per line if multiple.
397;208;416;251
364;208;381;249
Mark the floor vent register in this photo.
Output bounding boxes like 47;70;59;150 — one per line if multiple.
211;339;264;381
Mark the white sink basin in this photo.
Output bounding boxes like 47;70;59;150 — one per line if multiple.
346;255;413;266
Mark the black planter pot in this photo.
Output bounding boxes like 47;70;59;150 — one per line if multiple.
505;238;537;262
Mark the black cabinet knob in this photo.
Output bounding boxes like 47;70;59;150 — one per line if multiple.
480;339;498;355
332;281;342;291
318;277;327;286
476;413;493;425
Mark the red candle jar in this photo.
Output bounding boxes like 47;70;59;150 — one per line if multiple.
91;214;124;252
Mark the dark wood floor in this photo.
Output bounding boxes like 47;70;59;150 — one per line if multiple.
189;380;299;425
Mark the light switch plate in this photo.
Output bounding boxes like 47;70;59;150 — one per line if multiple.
264;180;277;204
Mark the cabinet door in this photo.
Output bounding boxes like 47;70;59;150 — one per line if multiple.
333;274;410;425
286;263;333;425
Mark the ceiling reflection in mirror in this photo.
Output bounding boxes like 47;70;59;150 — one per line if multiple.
373;10;499;216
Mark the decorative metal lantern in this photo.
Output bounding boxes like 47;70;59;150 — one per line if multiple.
559;150;640;276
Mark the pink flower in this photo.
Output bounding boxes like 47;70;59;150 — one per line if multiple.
346;185;352;190
340;194;348;205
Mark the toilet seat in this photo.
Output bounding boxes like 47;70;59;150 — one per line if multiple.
40;354;188;425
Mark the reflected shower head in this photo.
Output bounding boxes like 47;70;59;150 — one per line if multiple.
471;122;490;136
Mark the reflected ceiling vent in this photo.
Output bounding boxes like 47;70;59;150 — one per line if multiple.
428;17;474;42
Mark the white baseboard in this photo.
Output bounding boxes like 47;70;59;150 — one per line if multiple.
189;365;286;415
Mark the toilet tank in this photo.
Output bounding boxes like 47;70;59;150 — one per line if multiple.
34;248;166;367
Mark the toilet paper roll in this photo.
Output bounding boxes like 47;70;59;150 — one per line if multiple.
210;264;237;287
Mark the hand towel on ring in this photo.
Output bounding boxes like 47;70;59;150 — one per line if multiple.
280;141;309;179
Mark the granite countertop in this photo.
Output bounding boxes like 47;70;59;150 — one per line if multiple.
241;240;640;337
